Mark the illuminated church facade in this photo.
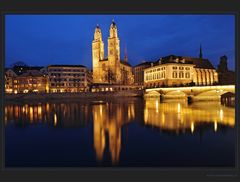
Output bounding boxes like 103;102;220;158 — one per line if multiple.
92;20;134;85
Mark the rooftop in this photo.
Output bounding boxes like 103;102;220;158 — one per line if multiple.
134;61;153;67
48;64;86;68
120;60;131;67
154;55;215;69
18;70;44;77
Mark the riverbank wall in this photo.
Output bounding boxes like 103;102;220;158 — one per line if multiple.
5;90;144;102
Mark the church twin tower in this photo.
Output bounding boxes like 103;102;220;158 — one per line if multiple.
92;20;132;84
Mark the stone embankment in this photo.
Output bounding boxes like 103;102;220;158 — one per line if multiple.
5;90;144;102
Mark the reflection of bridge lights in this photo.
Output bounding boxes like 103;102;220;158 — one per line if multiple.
214;121;217;132
144;108;148;123
220;109;223;121
100;105;103;117
191;122;194;133
161;113;165;125
155;100;159;113
177;103;181;113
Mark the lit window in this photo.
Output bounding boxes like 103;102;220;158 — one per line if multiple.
172;71;177;78
185;72;190;78
179;72;184;78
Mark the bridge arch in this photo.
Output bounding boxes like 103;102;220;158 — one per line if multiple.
144;90;161;98
164;90;186;99
194;90;230;101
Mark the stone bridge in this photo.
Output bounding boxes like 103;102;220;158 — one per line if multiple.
144;85;235;101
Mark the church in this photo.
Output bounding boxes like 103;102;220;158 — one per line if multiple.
92;20;134;85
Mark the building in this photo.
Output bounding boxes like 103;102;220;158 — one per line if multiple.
5;68;17;93
217;55;235;85
5;66;48;94
13;69;48;93
133;61;152;86
144;54;218;88
92;20;134;85
47;65;92;93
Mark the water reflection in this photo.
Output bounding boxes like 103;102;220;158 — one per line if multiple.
144;98;234;133
5;102;91;127
5;98;235;165
92;101;135;164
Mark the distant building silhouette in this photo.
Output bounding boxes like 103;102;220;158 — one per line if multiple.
217;55;235;85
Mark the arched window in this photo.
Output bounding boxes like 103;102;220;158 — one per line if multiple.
179;71;184;78
172;71;177;78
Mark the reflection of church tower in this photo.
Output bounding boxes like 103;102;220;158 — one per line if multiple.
109;121;121;165
93;105;106;161
108;20;121;83
92;25;104;83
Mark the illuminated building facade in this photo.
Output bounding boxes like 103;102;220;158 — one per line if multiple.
144;55;218;87
5;68;17;93
14;69;48;93
133;61;152;86
47;65;92;93
92;20;134;85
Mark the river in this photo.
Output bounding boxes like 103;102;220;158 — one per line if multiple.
4;97;235;167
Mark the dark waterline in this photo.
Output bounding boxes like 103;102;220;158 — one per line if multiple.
4;98;235;167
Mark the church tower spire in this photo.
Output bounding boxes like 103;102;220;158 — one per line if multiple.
109;19;118;38
108;19;120;83
92;24;105;83
199;44;203;59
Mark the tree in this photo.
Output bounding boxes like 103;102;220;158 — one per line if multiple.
10;61;28;68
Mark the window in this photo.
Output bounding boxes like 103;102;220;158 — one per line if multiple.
179;67;184;70
173;66;177;70
179;71;184;78
185;67;190;70
172;71;177;78
185;72;190;78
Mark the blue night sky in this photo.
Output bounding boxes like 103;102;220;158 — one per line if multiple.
5;15;235;70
